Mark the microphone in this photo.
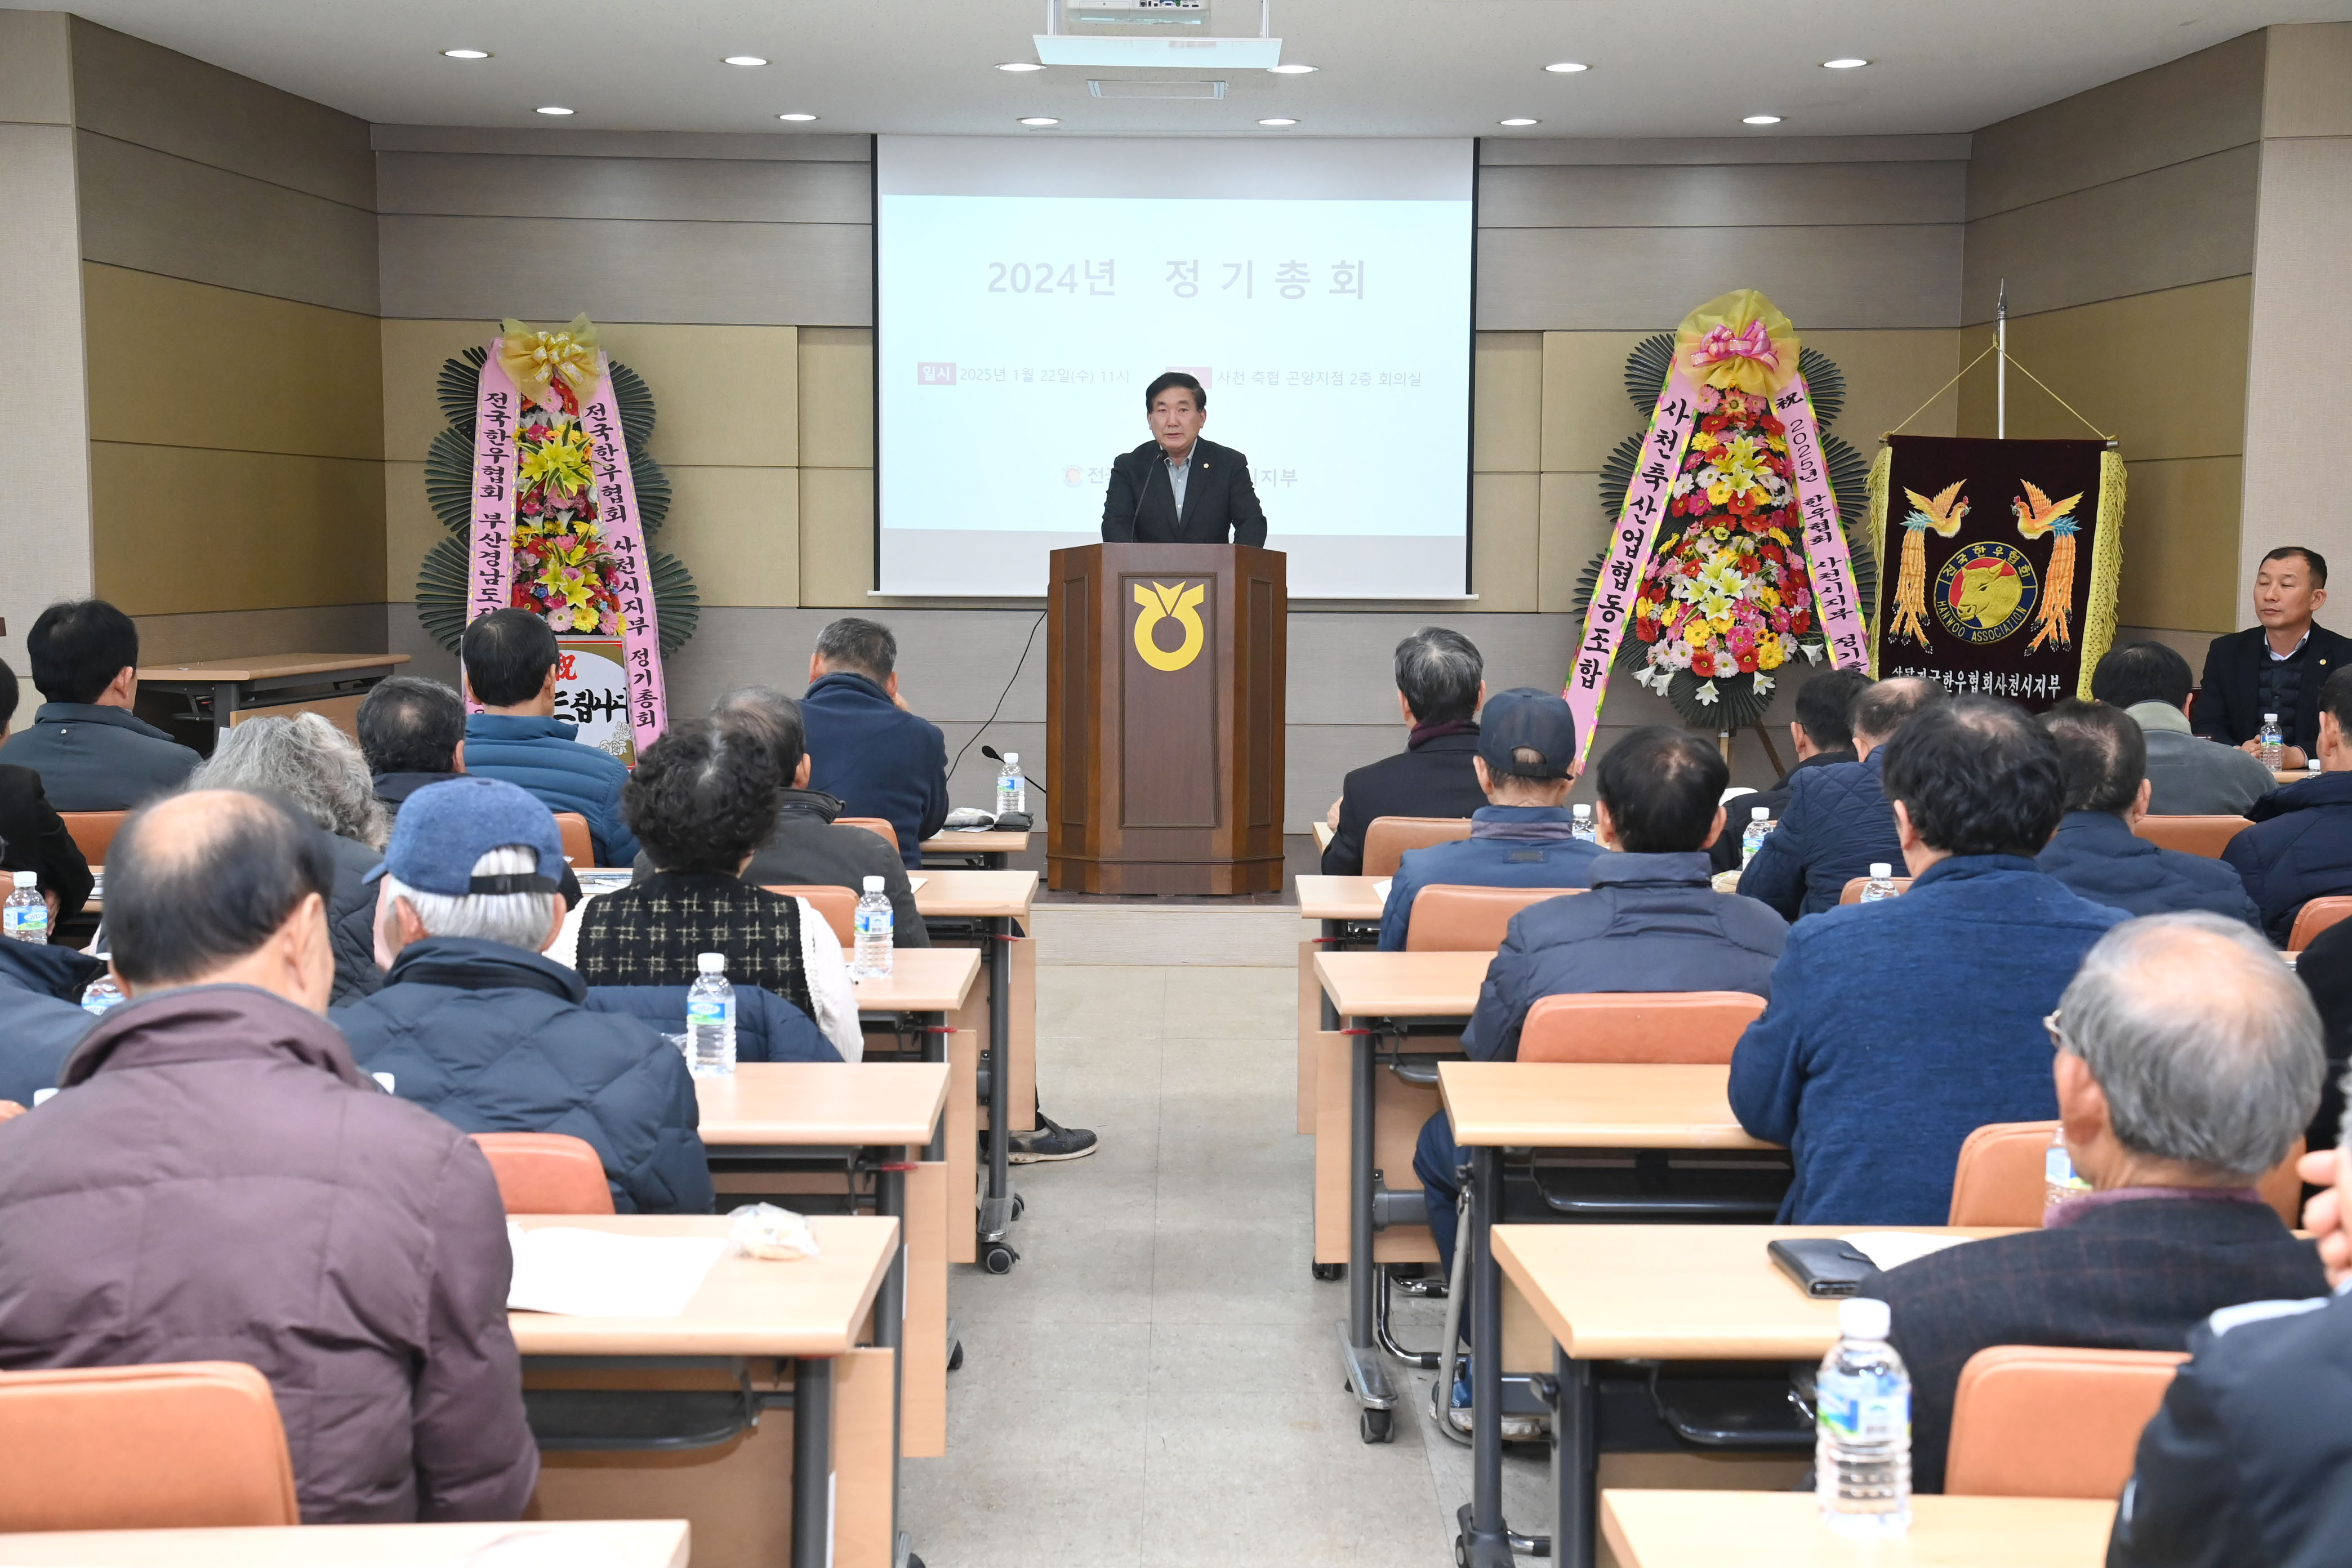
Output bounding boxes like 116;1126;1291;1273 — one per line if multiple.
981;743;1048;798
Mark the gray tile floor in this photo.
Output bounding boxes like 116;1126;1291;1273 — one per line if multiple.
901;964;1555;1567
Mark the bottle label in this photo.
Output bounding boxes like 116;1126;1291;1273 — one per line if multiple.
687;995;730;1030
2045;1144;2090;1193
857;907;892;937
3;907;47;941
1817;1368;1909;1442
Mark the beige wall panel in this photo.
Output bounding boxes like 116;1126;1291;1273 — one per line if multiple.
375;124;872;163
1966;31;2264;220
1955;279;2251;460
377;215;870;327
1471;471;1539;612
800;328;876;469
380;319;497;463
1479;224;1961;332
1479;160;1965;229
378;152;870;224
1540;331;1652;472
69;19;374;208
92;444;386;615
2263;23;2352;137
658;466;800;608
799;466;876;607
1538;471;1606;614
1473;332;1541;473
84;264;383;461
134;603;388;663
1484;135;1971;168
382;461;443;598
2111;455;2244;634
0;120;95;652
1803;329;1964;445
1960;145;2256;320
75;132;380;315
592;324;799;469
0;11;72;123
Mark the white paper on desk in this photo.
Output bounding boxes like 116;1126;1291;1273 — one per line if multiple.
908;875;927;891
506;1224;727;1317
1839;1231;1971;1271
1371;879;1392;902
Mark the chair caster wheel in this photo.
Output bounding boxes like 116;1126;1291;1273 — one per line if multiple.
1360;1407;1394;1444
908;1556;925;1568
1312;1262;1345;1281
947;1340;964;1372
1011;1192;1026;1220
1454;1534;1468;1568
982;1243;1018;1274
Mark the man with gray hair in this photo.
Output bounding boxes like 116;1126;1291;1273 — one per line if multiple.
1864;911;2327;1494
1321;626;1489;876
801;617;949;871
335;777;713;1214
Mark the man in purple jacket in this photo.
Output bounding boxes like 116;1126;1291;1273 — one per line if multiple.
0;789;538;1523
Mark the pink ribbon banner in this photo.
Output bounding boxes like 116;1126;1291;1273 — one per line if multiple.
579;362;669;755
466;344;519;635
1771;378;1872;672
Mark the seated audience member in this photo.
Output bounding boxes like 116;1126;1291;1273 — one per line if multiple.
1710;666;1874;875
1865;912;2325;1495
2193;544;2352;764
2036;700;2261;925
2091;640;2278;816
1415;726;1788;1269
1730;697;2129;1223
0;789;537;1522
335;778;713;1214
187;714;389;1004
0;929;106;1107
0;656;93;934
2298;915;2352;1150
0;598;199;809
575;718;859;1060
2223;665;2352;945
1377;688;1600;951
800;618;947;872
458;608;640;867
1322;627;1489;876
1736;676;1943;919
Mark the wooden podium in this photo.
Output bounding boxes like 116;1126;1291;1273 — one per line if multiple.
1046;543;1286;895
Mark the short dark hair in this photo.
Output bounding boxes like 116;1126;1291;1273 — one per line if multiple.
2323;666;2352;738
710;687;807;779
1393;627;1482;725
28;599;139;705
2042;698;2146;816
461;609;559;708
1850;675;1943;746
1144;371;1206;411
2090;642;2194;711
1793;668;1872;753
108;790;335;988
0;655;17;733
357;676;466;776
1594;726;1730;853
625;718;783;875
814;617;897;682
2262;546;2328;587
1879;696;2065;857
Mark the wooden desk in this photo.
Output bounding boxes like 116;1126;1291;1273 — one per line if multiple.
1294;874;1385;1133
1316;949;1491;1018
919;829;1030;869
914;871;1038;1267
1602;1490;2115;1568
852;948;980;1014
0;1521;690;1567
853;950;981;1271
1297;874;1386;924
135;653;411;747
696;1061;947;1148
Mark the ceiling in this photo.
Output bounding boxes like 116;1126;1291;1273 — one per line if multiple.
17;0;2352;140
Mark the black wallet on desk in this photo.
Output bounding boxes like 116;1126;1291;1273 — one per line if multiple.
1767;1238;1877;1298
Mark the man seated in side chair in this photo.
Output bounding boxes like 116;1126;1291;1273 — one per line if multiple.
2192;544;2352;767
799;617;949;875
335;778;714;1215
2090;640;2278;816
2037;700;2261;926
2223;665;2352;946
0;598;200;810
1710;666;1873;875
0;788;538;1522
1731;697;2129;1223
1736;676;1943;920
1863;912;2326;1495
1375;688;1600;951
1320;626;1489;876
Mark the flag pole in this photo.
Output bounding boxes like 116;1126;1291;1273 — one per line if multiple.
1996;279;2008;439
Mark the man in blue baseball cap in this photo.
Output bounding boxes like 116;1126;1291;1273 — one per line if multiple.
333;777;712;1214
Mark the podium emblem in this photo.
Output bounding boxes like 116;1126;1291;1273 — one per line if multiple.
1132;581;1208;672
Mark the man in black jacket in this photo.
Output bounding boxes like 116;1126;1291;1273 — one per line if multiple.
2194;545;2352;763
1100;372;1267;546
2035;701;2260;926
0;599;199;810
1710;666;1871;874
1321;627;1489;876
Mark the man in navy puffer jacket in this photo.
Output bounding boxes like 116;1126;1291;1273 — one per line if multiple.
334;778;712;1214
0;939;105;1107
2225;666;2352;945
800;619;949;872
1736;677;1942;920
460;609;642;868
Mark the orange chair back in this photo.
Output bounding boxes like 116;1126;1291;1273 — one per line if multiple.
2289;896;2352;951
550;812;596;868
1362;816;1475;879
0;1361;299;1530
1518;991;1767;1065
1945;1346;2188;1498
59;811;127;866
471;1132;615;1214
763;884;858;945
1404;884;1581;952
1837;875;1913;905
1950;1120;2306;1228
838;816;899;850
2133;815;2252;859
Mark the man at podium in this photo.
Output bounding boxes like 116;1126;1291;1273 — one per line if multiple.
1100;372;1267;547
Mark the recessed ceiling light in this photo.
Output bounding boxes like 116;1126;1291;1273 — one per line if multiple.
723;56;768;66
536;105;574;115
1743;114;1783;124
1258;117;1298;126
1018;116;1061;127
1821;57;1869;69
1268;62;1317;74
777;112;819;121
442;48;491;60
997;61;1046;72
1543;61;1589;73
1498;117;1540;127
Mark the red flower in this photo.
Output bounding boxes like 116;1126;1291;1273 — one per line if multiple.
1635;618;1661;643
1789;609;1811;634
1728;492;1756;516
1736;650;1759;673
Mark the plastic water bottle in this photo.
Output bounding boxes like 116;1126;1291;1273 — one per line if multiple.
2;872;47;944
1816;1297;1912;1536
1859;863;1901;903
81;973;126;1015
853;875;894;979
685;953;737;1078
2258;712;2285;773
1740;806;1774;867
1570;804;1597;843
996;752;1025;818
2044;1126;2091;1213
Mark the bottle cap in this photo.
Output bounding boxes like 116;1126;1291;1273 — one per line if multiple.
1004;752;1019;766
2265;712;2280;723
1839;1297;1891;1339
697;952;725;974
1752;806;1769;819
11;871;35;889
1572;803;1591;818
1869;862;1892;879
863;875;885;892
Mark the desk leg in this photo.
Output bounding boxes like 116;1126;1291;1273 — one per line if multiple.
1318;920;1342;1031
1551;1346;1596;1568
1337;1017;1395;1434
1460;1144;1512;1566
918;1010;946;1163
793;1355;835;1568
874;1158;907;1568
977;916;1015;1254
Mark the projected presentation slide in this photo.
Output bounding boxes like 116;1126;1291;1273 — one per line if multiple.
875;136;1474;598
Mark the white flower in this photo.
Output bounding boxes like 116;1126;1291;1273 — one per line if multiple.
1802;640;1825;665
1753;674;1776;697
1694;680;1720;706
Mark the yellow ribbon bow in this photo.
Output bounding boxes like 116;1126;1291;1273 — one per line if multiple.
498;315;604;412
1674;290;1801;395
